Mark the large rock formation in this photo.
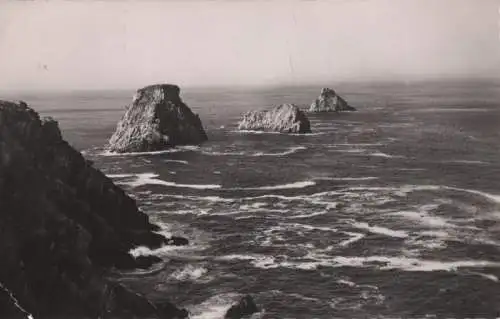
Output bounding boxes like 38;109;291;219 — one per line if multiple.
0;100;188;318
108;84;208;153
238;104;311;134
309;88;356;112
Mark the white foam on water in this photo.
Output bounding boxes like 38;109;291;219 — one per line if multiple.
336;279;357;287
290;132;327;136
328;143;384;147
466;271;499;282
389;210;455;229
106;173;135;178
201;146;307;157
201;150;246;156
170;264;208;281
338;232;365;247
288;210;328;219
251;254;500;273
330;149;366;154
230;180;316;191
160;194;235;203
368;151;405;159
239;202;268;210
164;159;189;165
282;222;338;233
100;145;199;157
117;172;222;190
129;243;206;258
351;221;409;238
316;176;378;181
188;293;240;319
445;159;489;165
331;256;500;272
251;146;307;157
232;129;281;135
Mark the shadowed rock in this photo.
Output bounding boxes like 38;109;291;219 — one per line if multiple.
0;100;188;318
238;104;311;134
109;84;208;153
309;88;356;112
224;295;259;319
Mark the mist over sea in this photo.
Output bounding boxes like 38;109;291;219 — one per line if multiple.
4;80;500;318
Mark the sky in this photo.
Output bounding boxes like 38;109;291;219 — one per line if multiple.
1;0;500;90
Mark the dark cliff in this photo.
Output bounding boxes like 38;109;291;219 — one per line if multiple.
0;100;187;319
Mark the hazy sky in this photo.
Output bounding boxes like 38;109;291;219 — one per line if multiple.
1;0;500;90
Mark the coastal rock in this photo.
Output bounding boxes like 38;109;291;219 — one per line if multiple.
224;295;259;319
108;84;208;153
309;88;356;112
238;104;311;134
0;100;188;318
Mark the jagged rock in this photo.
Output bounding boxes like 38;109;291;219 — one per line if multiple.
309;88;356;112
108;84;207;153
0;100;188;318
238;104;311;134
224;295;259;319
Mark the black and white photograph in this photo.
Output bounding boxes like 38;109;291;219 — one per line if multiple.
1;0;500;318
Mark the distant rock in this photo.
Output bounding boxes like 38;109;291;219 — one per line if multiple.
0;100;188;318
309;88;356;112
238;104;311;134
109;84;208;153
224;295;259;319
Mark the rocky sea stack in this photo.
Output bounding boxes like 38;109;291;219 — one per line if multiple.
309;88;356;112
0;100;188;318
238;104;311;134
108;84;207;153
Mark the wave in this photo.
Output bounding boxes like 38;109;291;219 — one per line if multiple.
346;184;500;204
389;210;454;229
251;254;500;273
188;293;240;319
169;264;208;281
316;176;378;181
368;151;405;159
251;146;307;157
231;180;316;191
327;143;383;147
288;210;328;219
232;130;281;135
99;145;200;157
351;221;409;238
338;232;365;247
444;160;489;165
233;129;325;136
106;173;135;178
164;159;189;165
201;146;307;157
114;172;222;190
129;243;206;258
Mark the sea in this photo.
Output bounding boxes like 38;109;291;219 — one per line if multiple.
4;80;500;319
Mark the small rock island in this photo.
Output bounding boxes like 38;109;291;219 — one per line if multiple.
108;84;208;153
0;100;188;318
309;87;356;112
238;104;312;134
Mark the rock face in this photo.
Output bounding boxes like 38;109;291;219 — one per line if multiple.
238;104;311;134
224;295;259;319
0;100;188;318
108;84;208;153
309;88;356;112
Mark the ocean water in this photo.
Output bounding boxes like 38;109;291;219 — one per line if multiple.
4;80;500;318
